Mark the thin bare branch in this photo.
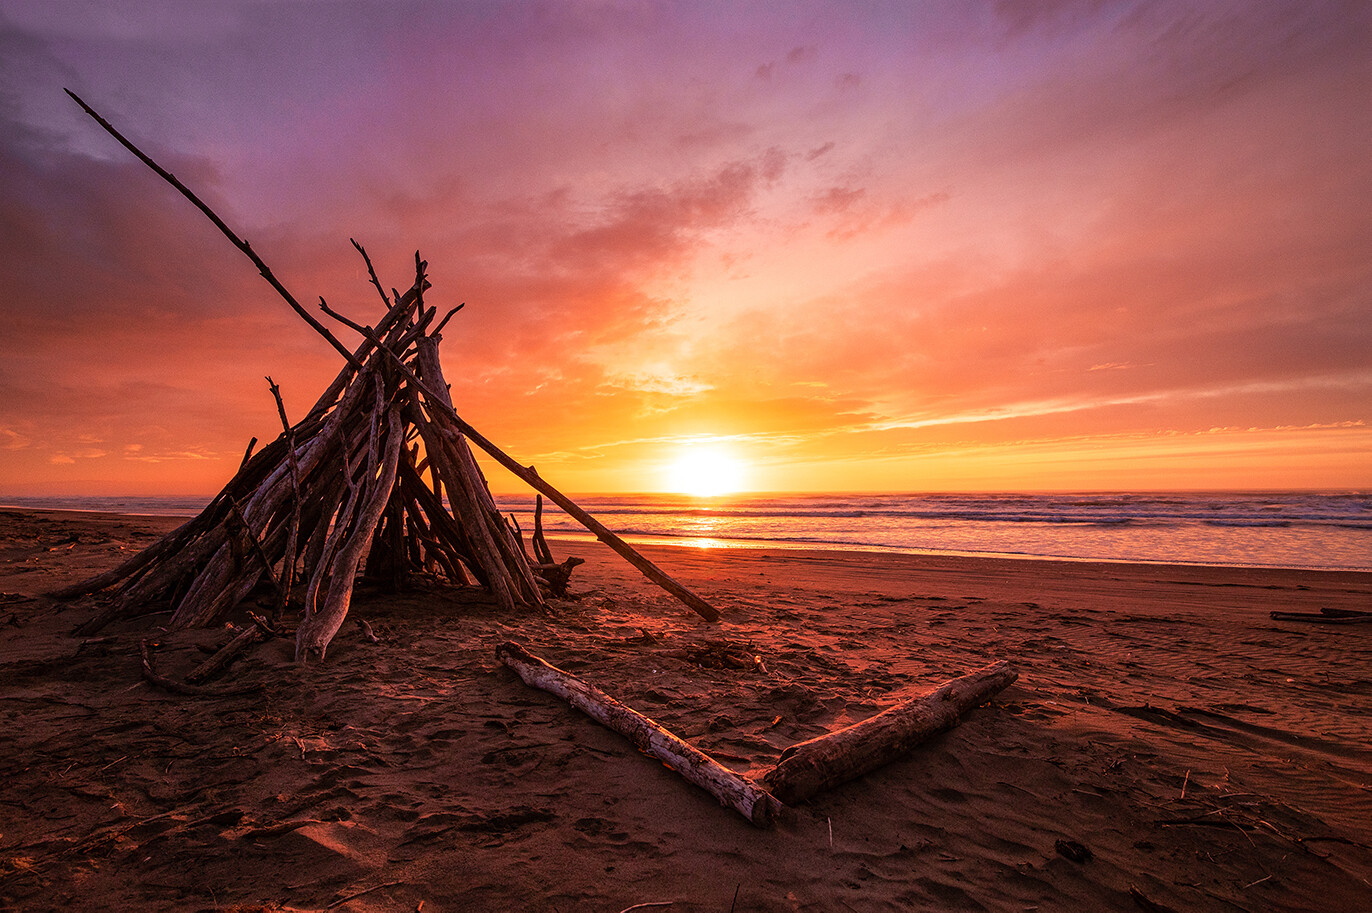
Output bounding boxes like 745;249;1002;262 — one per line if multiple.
238;437;257;472
432;303;465;337
267;376;303;621
65;89;363;369
350;238;392;308
318;296;372;338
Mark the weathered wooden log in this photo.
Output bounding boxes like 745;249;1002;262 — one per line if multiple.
297;469;347;584
414;337;544;608
398;460;485;587
427;422;521;606
300;402;382;608
340;320;722;622
428;405;720;620
195;516;294;634
758;661;1018;804
507;512;534;564
532;494;555;565
49;515;190;600
139;640;253;697
267;377;304;621
485;504;546;604
185;623;265;684
496;641;780;827
526;494;582;595
395;464;476;584
166;524;261;630
532;558;584;597
296;406;405;662
1270;611;1372;624
226;498;285;602
304;455;368;615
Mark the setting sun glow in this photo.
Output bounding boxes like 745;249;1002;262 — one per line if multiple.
1;5;1367;499
665;446;746;497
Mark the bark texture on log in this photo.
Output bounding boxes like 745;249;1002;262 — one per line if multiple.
185;623;265;684
758;661;1018;804
413;338;544;610
497;641;780;827
455;423;720;622
296;406;405;663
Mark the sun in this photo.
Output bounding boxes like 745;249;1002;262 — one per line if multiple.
665;445;746;497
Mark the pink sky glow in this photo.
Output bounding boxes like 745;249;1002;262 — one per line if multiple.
1;1;1368;495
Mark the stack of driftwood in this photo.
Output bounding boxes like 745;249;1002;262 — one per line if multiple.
56;90;718;663
59;250;540;661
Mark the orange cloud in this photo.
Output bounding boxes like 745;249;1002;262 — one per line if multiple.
0;1;1367;496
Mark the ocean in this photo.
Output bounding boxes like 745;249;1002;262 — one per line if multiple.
4;491;1368;572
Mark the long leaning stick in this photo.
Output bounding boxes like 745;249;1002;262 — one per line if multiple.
67;89;722;623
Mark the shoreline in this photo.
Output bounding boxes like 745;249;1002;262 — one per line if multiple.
544;528;1372;574
2;506;1371;911
5;504;1369;576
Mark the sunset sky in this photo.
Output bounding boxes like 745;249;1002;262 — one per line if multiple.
1;1;1368;496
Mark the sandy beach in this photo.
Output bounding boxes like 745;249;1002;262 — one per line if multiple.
2;506;1370;912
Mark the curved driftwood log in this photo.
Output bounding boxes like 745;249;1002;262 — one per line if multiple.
497;642;780;827
296;406;405;663
758;661;1018;804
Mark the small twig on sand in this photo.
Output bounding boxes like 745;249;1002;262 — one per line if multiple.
327;880;404;909
618;904;674;913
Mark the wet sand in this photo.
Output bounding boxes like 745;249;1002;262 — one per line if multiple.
2;507;1370;912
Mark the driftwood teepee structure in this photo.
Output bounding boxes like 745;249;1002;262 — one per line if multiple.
56;90;719;662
